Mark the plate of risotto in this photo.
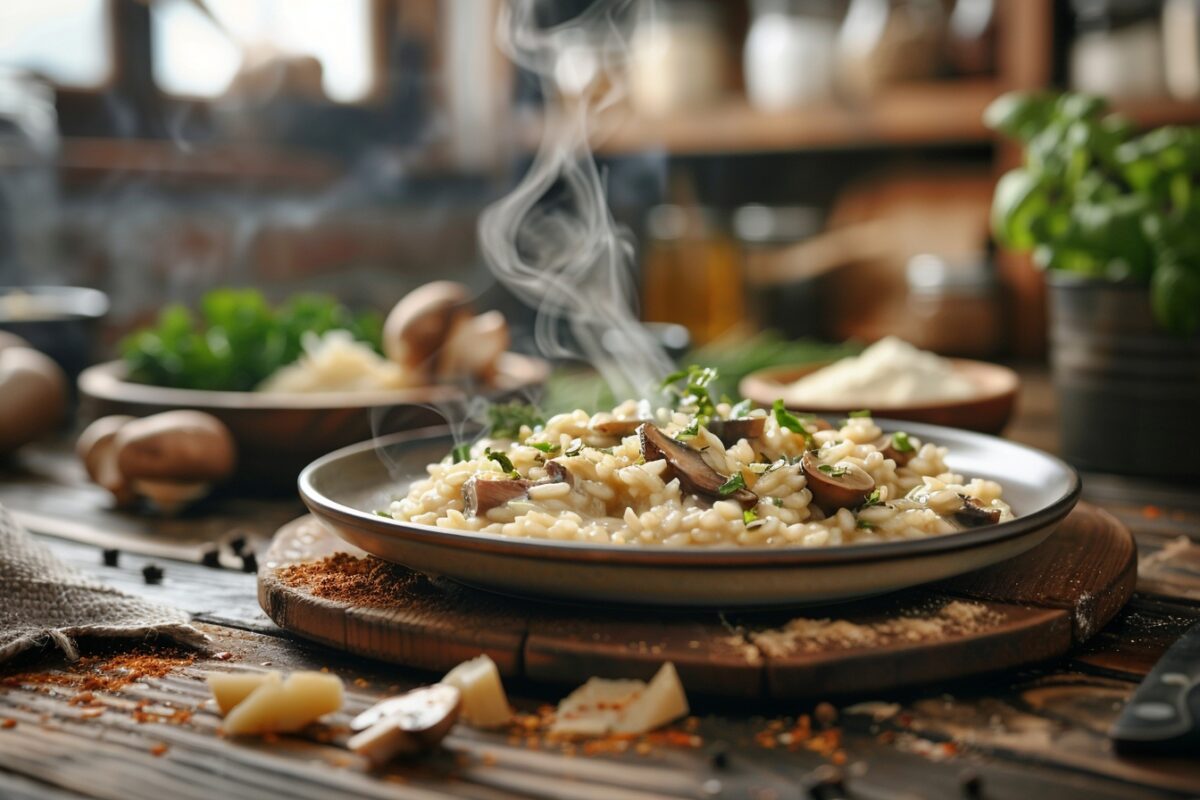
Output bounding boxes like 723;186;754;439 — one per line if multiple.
299;367;1079;607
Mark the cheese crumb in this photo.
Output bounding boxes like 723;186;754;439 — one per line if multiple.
442;655;512;729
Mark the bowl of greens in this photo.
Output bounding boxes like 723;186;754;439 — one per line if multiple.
79;286;548;493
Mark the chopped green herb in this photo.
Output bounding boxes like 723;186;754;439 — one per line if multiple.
856;519;875;530
527;441;560;454
848;409;872;418
484;448;519;478
891;431;916;453
717;472;747;496
564;446;583;458
373;509;392;518
748;462;771;475
488;402;545;440
450;442;471;463
817;463;850;478
675;420;700;441
772;497;784;507
862;488;882;507
729;398;753;418
772;399;814;449
661;365;718;418
742;508;758;525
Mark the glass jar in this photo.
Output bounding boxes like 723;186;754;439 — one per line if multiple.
837;0;945;98
744;0;842;112
1070;0;1166;98
627;1;731;116
641;204;744;345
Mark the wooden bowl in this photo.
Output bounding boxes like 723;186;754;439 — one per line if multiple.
78;353;550;494
739;359;1019;434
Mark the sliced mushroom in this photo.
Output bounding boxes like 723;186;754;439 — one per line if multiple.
639;424;757;510
0;346;66;454
875;433;916;467
77;415;137;507
543;459;574;487
437;310;510;383
707;417;765;445
953;495;1001;528
801;451;875;514
383;281;472;375
347;684;461;765
463;476;533;516
114;411;237;514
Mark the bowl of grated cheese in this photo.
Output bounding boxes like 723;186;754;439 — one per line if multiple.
739;338;1018;434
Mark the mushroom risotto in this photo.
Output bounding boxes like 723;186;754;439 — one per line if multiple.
384;368;1013;548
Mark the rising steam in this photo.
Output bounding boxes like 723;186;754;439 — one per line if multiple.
478;0;673;402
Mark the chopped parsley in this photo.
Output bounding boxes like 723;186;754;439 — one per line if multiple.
450;442;471;463
484;448;520;478
848;409;872;418
729;398;753;419
772;497;784;507
661;365;718;419
856;519;875;530
527;441;560;454
817;463;850;478
675;420;700;441
488;402;545;440
862;488;882;507
564;445;583;457
742;508;758;525
373;509;392;518
772;399;814;449
717;472;747;496
891;431;916;453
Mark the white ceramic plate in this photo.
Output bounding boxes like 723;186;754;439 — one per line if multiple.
299;421;1080;608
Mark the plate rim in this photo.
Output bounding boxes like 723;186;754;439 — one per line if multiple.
298;420;1081;569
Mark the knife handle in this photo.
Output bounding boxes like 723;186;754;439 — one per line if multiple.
1111;622;1200;755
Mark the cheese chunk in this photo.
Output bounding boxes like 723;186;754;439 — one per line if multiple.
222;671;344;735
612;662;689;735
550;662;689;737
206;671;281;714
442;655;511;729
550;677;644;737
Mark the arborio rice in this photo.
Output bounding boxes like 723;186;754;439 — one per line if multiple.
384;399;1013;548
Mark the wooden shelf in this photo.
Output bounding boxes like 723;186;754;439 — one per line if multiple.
527;80;1003;157
1113;97;1200;129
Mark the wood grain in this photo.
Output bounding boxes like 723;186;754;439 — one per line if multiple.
259;503;1135;699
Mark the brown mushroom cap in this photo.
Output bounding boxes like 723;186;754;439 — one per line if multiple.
383;281;472;372
114;410;236;482
77;415;137;506
0;331;30;352
801;451;875;514
640;423;758;509
436;311;509;382
0;346;66;454
348;684;462;765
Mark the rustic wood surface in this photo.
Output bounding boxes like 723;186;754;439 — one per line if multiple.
258;504;1134;699
0;365;1198;798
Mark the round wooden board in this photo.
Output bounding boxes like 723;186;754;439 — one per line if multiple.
258;503;1136;699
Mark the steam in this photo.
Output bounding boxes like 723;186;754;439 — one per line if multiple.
478;0;673;402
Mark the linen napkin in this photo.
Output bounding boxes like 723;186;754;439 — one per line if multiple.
0;504;206;663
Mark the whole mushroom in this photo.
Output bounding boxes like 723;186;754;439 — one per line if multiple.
112;410;237;514
382;281;472;378
76;415;138;507
0;344;67;454
437;310;510;383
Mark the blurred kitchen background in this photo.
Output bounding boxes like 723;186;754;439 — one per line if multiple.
2;0;1198;359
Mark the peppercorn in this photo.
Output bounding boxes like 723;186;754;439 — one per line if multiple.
102;548;120;567
200;548;221;568
241;551;258;574
142;564;164;585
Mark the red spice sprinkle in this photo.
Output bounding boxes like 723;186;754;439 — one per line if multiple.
150;743;168;757
1142;505;1162;520
0;719;15;729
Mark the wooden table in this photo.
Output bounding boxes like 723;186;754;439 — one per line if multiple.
1;366;1198;799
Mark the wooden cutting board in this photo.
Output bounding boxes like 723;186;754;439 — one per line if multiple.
258;503;1135;699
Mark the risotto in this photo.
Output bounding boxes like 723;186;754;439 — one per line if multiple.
384;380;1014;548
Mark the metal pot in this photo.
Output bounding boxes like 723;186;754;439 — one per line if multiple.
1048;272;1200;480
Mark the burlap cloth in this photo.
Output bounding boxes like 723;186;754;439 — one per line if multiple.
0;504;207;663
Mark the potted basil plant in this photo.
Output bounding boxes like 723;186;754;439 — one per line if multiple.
986;92;1200;480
